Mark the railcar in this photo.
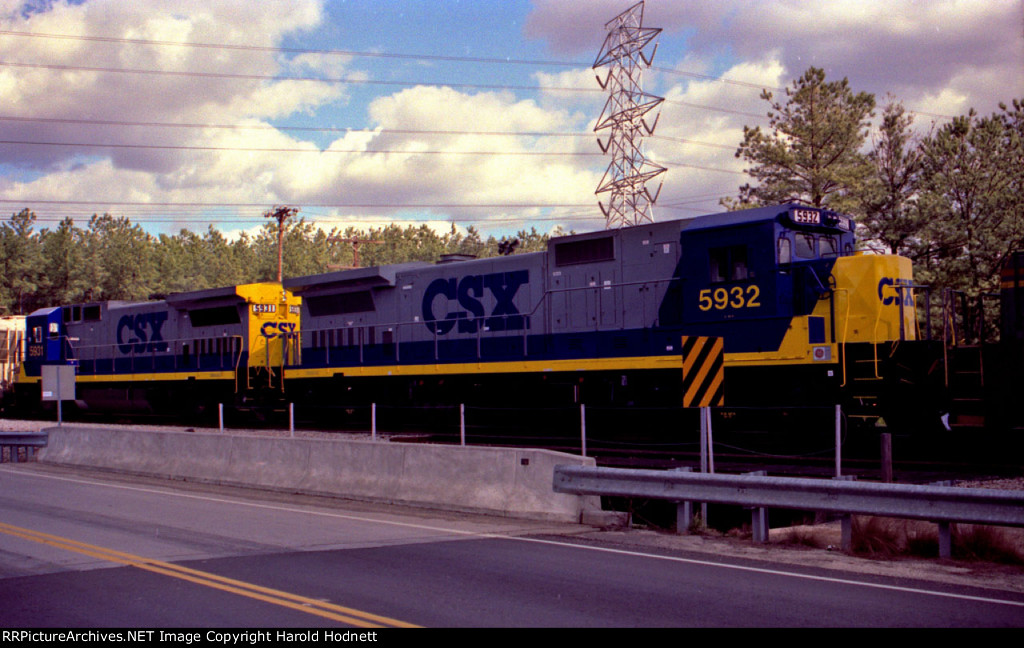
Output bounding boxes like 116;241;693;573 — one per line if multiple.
282;204;918;427
11;283;301;415
0;315;25;395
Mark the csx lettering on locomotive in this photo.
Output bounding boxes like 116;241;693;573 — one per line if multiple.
422;270;529;335
261;321;297;339
116;312;169;354
877;277;914;306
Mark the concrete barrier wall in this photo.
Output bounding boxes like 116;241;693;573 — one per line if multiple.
38;426;600;522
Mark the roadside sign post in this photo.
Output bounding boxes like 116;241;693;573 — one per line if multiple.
41;365;75;427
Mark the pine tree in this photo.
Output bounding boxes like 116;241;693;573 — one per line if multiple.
856;101;925;256
916;109;1022;298
731;67;875;210
0;209;42;314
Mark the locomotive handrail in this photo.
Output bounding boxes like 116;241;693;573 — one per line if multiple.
61;335;244;377
835;288;851;388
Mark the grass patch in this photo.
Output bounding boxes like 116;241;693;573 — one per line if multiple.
850;516;1024;563
781;526;830;548
953;524;1024;564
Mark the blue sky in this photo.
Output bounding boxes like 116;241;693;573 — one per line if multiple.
0;0;1020;241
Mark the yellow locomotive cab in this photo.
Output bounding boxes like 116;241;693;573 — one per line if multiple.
237;283;302;390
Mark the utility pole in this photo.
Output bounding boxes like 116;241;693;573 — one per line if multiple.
593;1;666;228
264;206;298;282
327;236;384;270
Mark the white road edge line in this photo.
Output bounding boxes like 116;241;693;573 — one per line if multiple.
5;465;1022;609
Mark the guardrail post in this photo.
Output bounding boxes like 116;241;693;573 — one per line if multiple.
833;475;857;551
938;522;952;559
672;467;694;534
218;403;224;431
931;480;953;559
745;471;769;543
371;403;377;441
289;402;295;437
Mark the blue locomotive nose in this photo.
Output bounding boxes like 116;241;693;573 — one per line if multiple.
23;307;68;373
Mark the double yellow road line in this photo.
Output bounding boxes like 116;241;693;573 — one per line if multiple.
0;521;418;628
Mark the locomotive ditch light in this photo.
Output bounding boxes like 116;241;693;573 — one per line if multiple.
823;212;853;231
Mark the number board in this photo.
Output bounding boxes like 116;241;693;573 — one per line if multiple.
792;208;820;225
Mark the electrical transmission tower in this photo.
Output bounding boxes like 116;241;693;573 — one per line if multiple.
593;1;666;228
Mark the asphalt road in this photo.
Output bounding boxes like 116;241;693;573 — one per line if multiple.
1;463;1022;628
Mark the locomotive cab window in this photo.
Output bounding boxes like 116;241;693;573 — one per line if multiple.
777;236;792;265
820;236;838;258
795;233;816;259
709;246;750;283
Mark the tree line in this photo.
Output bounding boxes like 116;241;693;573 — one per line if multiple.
0;210;556;315
731;67;1023;306
2;66;1021;317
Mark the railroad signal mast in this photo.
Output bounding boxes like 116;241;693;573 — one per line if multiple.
593;1;666;228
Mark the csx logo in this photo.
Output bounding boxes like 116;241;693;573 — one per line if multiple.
422;270;529;335
877;277;914;306
261;322;297;339
117;312;169;354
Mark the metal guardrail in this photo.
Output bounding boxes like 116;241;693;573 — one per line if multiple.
0;432;48;463
553;465;1024;558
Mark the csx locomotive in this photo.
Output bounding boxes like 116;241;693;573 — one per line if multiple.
281;204;919;426
11;283;300;415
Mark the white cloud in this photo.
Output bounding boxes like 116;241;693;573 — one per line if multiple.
526;0;1022;117
0;0;334;171
13;0;1015;243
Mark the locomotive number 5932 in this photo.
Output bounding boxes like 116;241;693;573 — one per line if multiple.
698;285;761;311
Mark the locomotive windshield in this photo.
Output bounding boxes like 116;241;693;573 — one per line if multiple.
776;207;855;264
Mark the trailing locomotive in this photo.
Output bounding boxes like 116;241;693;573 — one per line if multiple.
281;204;918;425
11;283;301;415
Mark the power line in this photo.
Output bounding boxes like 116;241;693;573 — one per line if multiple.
0;29;955;121
659;159;745;175
0;115;742;153
0;29;580;69
0;115;593;138
0;199;595;209
0;60;603;96
0;60;781;124
0;139;603;157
